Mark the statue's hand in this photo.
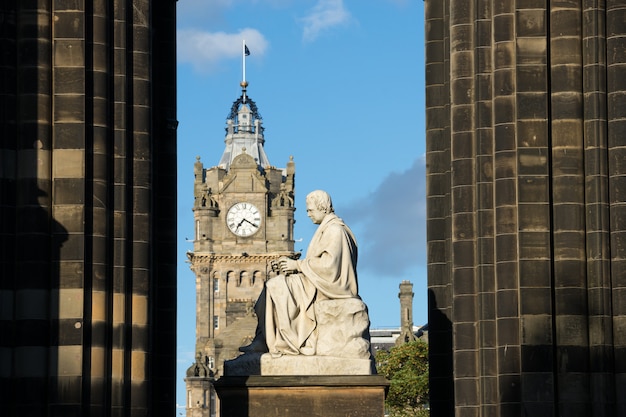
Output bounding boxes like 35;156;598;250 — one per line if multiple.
269;260;281;274
278;257;298;274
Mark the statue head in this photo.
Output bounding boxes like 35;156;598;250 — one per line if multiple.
305;190;334;224
306;190;334;214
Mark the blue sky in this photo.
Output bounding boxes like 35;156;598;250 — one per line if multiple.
176;0;426;410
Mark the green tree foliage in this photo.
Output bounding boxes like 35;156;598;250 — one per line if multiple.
376;340;429;417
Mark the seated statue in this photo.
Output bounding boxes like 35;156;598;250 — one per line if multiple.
239;190;371;360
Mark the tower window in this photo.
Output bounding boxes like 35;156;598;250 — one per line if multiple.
213;277;219;292
213;316;219;329
240;271;248;286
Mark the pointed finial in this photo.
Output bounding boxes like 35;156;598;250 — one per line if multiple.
240;81;248;103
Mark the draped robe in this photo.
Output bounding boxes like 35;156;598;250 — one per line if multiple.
264;214;359;356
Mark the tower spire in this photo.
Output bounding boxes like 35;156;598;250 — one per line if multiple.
396;280;417;345
218;78;270;171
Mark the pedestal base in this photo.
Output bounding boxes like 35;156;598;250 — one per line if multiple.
224;352;375;376
214;375;389;417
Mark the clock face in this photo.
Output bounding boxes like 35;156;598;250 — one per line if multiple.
226;202;261;236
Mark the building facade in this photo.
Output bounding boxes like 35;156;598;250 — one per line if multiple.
425;1;626;416
185;82;297;417
0;1;177;416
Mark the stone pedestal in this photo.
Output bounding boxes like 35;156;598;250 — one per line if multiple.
214;375;389;417
224;352;375;376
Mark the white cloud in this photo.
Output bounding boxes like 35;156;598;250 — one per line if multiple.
340;156;427;277
300;0;351;42
177;28;269;73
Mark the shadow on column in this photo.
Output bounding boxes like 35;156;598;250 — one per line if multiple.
427;289;453;417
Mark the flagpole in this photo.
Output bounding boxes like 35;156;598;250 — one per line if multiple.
242;39;246;84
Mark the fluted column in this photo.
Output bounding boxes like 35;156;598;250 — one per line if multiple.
426;1;626;416
0;1;177;416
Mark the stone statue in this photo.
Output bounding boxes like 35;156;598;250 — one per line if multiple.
230;190;373;375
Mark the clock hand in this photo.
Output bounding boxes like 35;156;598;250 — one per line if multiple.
242;218;258;228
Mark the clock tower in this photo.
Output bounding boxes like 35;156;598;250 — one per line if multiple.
185;81;297;417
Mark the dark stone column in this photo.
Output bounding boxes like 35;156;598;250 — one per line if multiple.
0;1;177;416
425;1;626;416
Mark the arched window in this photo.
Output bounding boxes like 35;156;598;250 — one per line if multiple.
226;271;235;284
253;270;263;285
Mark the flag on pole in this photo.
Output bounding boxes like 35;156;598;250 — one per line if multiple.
244;45;250;56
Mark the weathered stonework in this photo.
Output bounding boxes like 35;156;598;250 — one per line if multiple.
0;1;177;416
425;1;626;416
214;376;389;417
396;280;417;345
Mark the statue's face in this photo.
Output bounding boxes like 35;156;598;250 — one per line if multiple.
306;201;326;224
